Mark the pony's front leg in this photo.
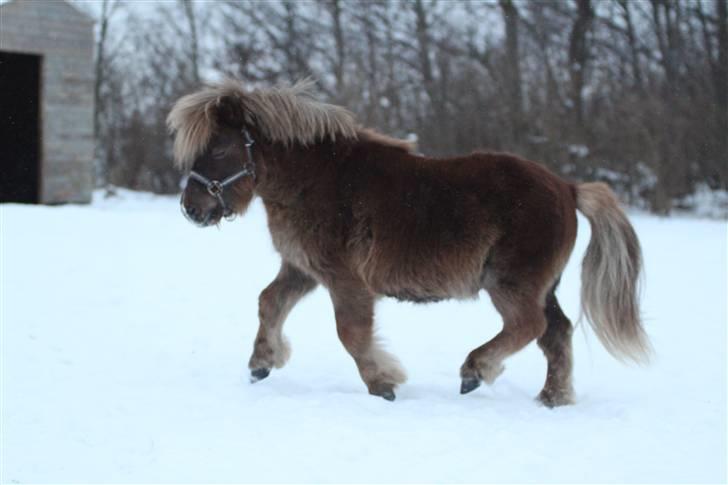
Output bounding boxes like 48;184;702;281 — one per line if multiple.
249;262;317;382
329;282;407;401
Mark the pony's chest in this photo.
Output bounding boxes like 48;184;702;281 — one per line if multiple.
265;203;331;277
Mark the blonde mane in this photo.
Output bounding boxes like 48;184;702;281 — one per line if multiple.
167;79;414;169
358;128;417;153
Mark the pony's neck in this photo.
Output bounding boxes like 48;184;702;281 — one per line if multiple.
253;138;341;206
251;130;415;206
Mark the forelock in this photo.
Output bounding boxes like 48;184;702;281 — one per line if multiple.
167;79;360;171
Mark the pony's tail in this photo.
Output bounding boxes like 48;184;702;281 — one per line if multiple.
576;182;651;364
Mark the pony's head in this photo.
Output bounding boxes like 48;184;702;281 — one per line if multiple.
167;79;358;227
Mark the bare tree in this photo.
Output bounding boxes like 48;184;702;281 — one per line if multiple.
180;0;200;84
616;0;643;90
319;0;347;94
92;0;121;186
92;0;726;214
500;0;523;144
568;0;594;133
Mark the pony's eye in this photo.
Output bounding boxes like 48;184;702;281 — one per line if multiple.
212;149;227;160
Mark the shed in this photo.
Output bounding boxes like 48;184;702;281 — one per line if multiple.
0;0;95;204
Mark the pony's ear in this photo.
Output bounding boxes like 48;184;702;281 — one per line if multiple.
213;94;246;128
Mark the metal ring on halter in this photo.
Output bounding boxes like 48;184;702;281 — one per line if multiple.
206;180;223;197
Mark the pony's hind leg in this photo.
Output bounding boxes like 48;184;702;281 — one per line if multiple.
460;287;547;394
249;262;317;382
537;285;575;407
329;282;406;401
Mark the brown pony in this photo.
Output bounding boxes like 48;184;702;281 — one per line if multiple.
167;79;650;407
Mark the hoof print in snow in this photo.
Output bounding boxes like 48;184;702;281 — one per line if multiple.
250;368;271;383
460;377;481;394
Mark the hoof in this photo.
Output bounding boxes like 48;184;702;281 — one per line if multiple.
537;389;575;408
460;377;481;394
380;390;396;402
250;368;270;383
369;383;396;401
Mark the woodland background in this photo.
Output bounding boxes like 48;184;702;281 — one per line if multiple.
85;0;728;214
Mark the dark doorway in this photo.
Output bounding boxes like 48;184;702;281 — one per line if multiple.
0;51;41;203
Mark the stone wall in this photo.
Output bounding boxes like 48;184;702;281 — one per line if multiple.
0;0;95;203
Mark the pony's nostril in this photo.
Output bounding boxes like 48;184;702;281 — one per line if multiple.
185;205;200;219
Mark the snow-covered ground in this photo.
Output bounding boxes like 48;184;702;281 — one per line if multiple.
1;191;726;483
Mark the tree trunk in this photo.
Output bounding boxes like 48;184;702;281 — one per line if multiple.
327;0;346;94
568;0;594;133
715;0;728;188
413;0;447;152
499;0;524;145
715;0;728;115
94;0;112;142
617;0;642;90
180;0;200;84
93;0;119;186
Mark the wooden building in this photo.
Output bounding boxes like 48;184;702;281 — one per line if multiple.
0;0;95;203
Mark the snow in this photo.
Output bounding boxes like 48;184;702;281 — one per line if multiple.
1;190;726;483
567;144;589;158
675;183;728;220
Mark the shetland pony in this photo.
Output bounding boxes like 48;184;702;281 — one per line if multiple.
167;80;649;406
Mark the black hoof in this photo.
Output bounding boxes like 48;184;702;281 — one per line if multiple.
460;377;481;394
369;384;396;401
380;390;396;402
250;368;270;383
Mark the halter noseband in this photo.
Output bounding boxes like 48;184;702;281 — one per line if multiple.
187;129;256;216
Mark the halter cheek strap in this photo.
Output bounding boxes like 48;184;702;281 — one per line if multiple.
187;129;256;215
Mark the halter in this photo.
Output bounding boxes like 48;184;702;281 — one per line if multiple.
187;128;256;216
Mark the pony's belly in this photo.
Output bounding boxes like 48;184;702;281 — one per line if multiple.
362;251;483;303
380;288;470;304
376;281;480;303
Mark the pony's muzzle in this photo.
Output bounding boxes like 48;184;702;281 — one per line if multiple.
181;202;205;225
180;194;221;227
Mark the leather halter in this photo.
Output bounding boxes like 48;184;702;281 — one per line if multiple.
187;129;256;216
